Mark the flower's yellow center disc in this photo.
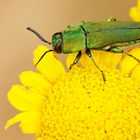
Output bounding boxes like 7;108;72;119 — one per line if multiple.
40;65;140;140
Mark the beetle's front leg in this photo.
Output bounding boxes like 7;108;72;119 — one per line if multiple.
69;51;82;70
86;49;106;82
107;47;140;63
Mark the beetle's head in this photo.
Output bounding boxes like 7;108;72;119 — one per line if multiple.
52;32;63;53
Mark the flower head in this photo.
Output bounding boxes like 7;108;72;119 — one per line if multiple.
6;45;140;140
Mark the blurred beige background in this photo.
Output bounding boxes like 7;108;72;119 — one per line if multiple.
0;0;136;139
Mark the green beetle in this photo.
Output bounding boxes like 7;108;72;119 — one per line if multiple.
27;18;140;81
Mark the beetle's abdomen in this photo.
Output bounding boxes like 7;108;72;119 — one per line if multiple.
83;21;140;49
88;29;140;49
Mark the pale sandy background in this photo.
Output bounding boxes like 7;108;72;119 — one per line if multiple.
0;0;137;139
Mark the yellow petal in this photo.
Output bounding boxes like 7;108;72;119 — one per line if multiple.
129;7;140;21
66;52;78;68
120;48;140;73
131;65;140;83
19;71;52;95
5;111;42;134
33;45;65;82
129;0;140;21
36;137;46;140
94;51;121;67
80;51;121;68
80;51;100;67
7;85;45;111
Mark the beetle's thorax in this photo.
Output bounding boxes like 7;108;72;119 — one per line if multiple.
61;25;86;54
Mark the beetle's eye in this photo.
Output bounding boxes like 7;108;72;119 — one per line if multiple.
52;32;63;53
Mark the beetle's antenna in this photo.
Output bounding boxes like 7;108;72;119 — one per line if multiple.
27;27;52;45
35;49;54;67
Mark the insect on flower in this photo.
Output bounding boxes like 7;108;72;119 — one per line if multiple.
27;18;140;82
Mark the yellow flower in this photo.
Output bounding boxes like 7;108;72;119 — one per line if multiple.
130;0;140;21
6;45;140;140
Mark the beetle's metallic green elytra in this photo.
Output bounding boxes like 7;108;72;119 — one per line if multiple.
27;18;140;81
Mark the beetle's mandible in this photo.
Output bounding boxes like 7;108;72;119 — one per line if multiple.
27;18;140;82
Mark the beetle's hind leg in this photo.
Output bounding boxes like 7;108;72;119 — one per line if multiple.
86;49;106;82
106;47;140;63
69;51;82;70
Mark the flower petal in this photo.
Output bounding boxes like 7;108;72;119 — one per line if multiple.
130;7;140;21
80;51;121;68
19;71;52;95
33;45;65;82
131;65;140;83
36;137;46;140
7;85;45;111
130;0;140;21
66;52;78;68
80;51;95;66
120;48;140;73
5;111;42;134
94;51;121;67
